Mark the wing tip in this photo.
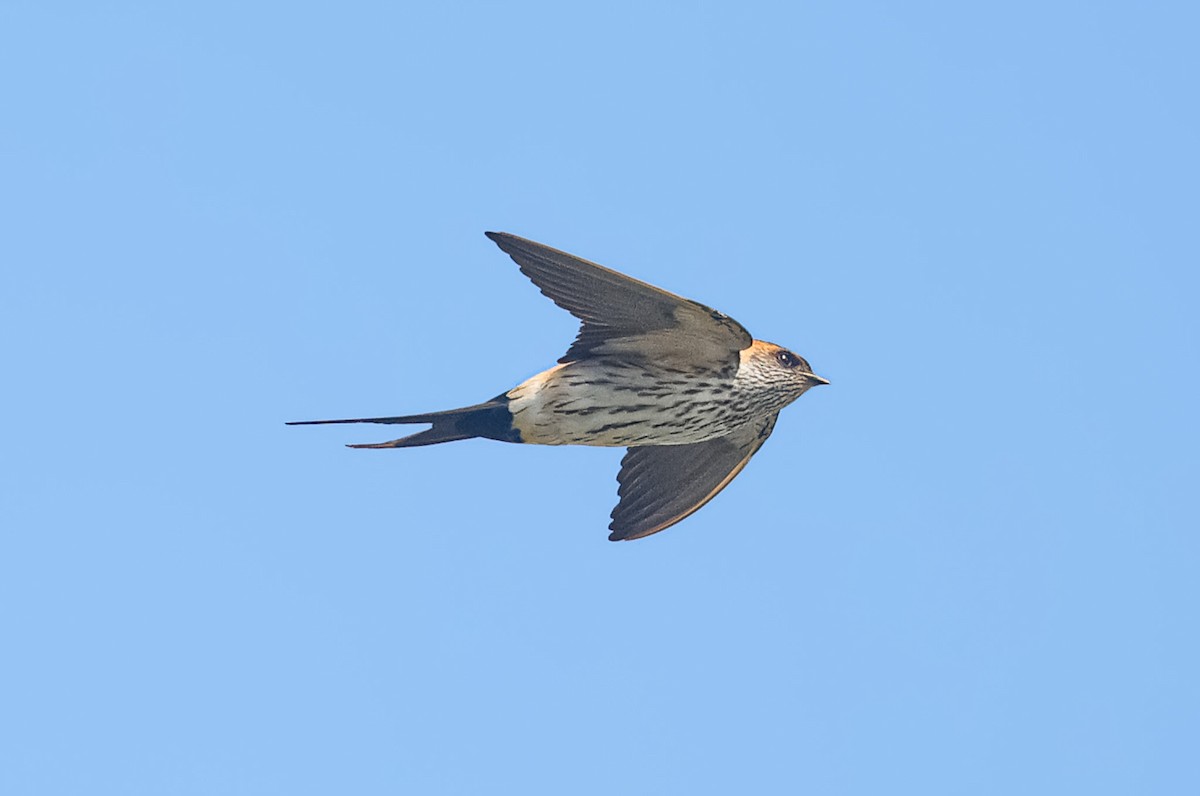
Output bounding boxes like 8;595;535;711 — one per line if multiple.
607;527;637;542
606;519;671;542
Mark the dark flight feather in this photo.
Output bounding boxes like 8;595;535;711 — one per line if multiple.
485;232;751;374
608;412;779;540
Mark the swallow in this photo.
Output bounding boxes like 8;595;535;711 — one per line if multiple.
290;232;828;540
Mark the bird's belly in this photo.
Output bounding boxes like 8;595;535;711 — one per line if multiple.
505;361;746;446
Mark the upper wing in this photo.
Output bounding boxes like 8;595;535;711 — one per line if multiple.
608;412;779;541
486;232;752;373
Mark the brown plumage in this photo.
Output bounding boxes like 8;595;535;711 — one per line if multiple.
289;232;828;541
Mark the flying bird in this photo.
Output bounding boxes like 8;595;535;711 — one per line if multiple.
289;232;828;540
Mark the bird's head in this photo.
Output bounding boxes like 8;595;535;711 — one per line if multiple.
741;340;829;407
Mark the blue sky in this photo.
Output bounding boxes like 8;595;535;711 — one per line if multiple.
2;2;1197;794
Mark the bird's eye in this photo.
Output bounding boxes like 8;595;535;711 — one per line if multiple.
776;350;797;368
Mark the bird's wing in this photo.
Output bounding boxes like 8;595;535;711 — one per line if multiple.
608;412;779;541
486;232;752;372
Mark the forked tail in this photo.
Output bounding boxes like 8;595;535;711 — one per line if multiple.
286;396;521;448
